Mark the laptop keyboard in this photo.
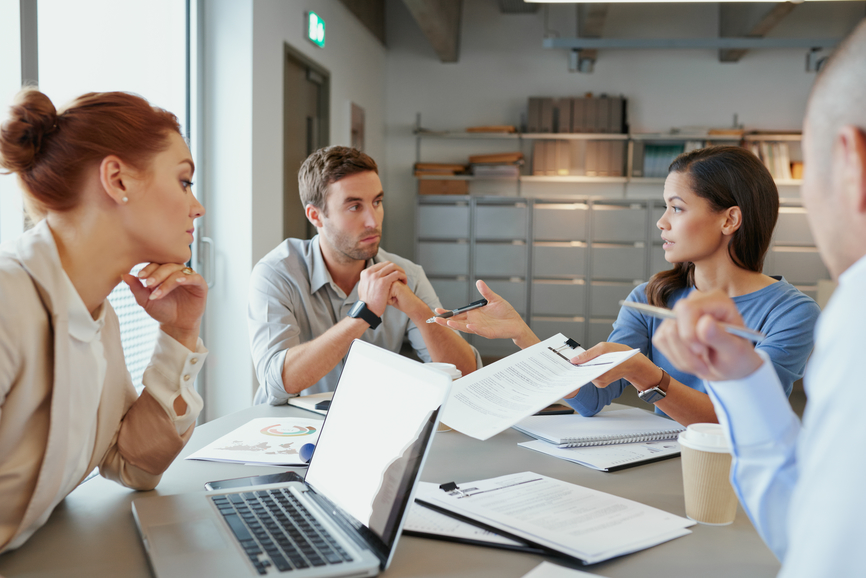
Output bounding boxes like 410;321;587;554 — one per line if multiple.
212;488;354;574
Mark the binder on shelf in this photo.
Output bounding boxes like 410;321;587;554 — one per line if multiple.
571;98;586;133
632;141;645;177
527;97;542;133
569;140;586;176
554;140;570;175
597;141;611;176
610;141;625;177
512;407;685;448
584;98;598;133
585;141;599;176
532;141;545;175
555;98;572;133
539;98;554;133
609;96;624;133
544;141;558;175
596;97;610;134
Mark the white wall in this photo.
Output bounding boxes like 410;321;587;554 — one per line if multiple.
201;0;387;420
383;0;865;259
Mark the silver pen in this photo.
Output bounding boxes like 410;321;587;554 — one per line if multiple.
426;298;488;324
619;300;766;343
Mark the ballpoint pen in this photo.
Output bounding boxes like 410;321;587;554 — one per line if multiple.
426;298;489;323
619;300;766;342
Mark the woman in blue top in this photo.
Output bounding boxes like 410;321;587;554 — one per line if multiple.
434;145;820;426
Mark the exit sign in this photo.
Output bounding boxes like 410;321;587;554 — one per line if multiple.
308;12;325;48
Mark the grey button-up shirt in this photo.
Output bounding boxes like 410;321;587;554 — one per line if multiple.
249;235;479;405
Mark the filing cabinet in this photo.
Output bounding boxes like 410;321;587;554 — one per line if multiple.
416;241;470;276
533;203;588;241
533;243;587;278
531;280;586;317
417;204;470;240
417;195;823;357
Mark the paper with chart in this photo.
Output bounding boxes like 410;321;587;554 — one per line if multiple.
417;471;694;565
186;417;323;466
441;334;639;440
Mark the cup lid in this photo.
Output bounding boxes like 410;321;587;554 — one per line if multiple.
425;362;462;379
678;423;730;453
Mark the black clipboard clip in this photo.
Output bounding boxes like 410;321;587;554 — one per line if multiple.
548;337;581;362
439;482;479;499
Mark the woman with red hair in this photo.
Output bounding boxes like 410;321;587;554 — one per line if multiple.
0;88;207;552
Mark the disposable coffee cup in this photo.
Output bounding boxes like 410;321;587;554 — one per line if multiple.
425;363;461;432
678;423;738;525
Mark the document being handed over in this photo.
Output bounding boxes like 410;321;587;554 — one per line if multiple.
441;334;639;440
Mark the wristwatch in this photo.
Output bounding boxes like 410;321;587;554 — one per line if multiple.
347;300;382;329
637;368;671;404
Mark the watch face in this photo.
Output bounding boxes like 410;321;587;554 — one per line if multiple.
639;388;665;404
349;301;364;316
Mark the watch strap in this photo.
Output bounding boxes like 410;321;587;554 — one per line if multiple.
638;368;670;404
348;301;382;329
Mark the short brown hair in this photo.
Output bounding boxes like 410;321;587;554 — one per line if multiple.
646;145;779;307
0;88;181;220
298;146;378;214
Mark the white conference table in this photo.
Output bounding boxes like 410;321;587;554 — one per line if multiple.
0;403;780;578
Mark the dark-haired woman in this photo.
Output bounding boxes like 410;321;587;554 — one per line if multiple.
0;88;207;552
434;146;820;426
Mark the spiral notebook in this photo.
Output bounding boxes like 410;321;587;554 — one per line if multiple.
512;407;685;448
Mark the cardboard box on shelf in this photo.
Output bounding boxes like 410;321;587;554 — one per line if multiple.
418;179;469;195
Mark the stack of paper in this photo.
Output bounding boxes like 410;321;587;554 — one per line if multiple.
416;472;694;565
513;407;684;471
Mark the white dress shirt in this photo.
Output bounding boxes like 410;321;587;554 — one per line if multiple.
705;253;866;577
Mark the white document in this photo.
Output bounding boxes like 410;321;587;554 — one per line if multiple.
522;561;608;578
185;417;322;466
404;484;527;548
417;471;694;565
519;439;681;472
441;334;639;440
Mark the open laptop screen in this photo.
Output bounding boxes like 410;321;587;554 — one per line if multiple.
304;340;450;559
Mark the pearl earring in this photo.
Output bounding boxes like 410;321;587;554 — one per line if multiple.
122;197;129;203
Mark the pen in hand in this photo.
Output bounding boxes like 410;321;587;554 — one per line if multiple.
426;298;489;324
618;300;766;342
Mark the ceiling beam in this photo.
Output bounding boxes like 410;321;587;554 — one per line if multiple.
544;36;839;50
401;0;463;63
719;2;799;63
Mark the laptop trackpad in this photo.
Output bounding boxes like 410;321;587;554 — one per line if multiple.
149;519;229;556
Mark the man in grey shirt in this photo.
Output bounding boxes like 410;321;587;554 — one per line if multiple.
249;146;480;405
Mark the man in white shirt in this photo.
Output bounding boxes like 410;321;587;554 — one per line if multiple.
248;146;479;404
651;22;866;577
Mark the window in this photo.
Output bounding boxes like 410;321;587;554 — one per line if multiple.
0;0;23;244
37;0;189;390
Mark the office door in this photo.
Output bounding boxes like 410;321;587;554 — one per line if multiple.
284;50;329;240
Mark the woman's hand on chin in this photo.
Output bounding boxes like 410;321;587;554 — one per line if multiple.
124;262;207;350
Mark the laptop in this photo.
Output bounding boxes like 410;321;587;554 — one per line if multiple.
132;339;452;578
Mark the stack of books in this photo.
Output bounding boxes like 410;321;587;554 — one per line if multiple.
513;407;685;471
532;140;625;177
415;162;469;195
468;152;523;179
527;95;627;134
745;141;798;180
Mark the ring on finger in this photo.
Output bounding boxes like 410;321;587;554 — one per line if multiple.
182;267;193;275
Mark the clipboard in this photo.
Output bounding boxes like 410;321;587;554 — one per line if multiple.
411;482;579;562
406;499;547;555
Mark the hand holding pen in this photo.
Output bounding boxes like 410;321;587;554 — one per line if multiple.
428;280;541;349
426;298;488;322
